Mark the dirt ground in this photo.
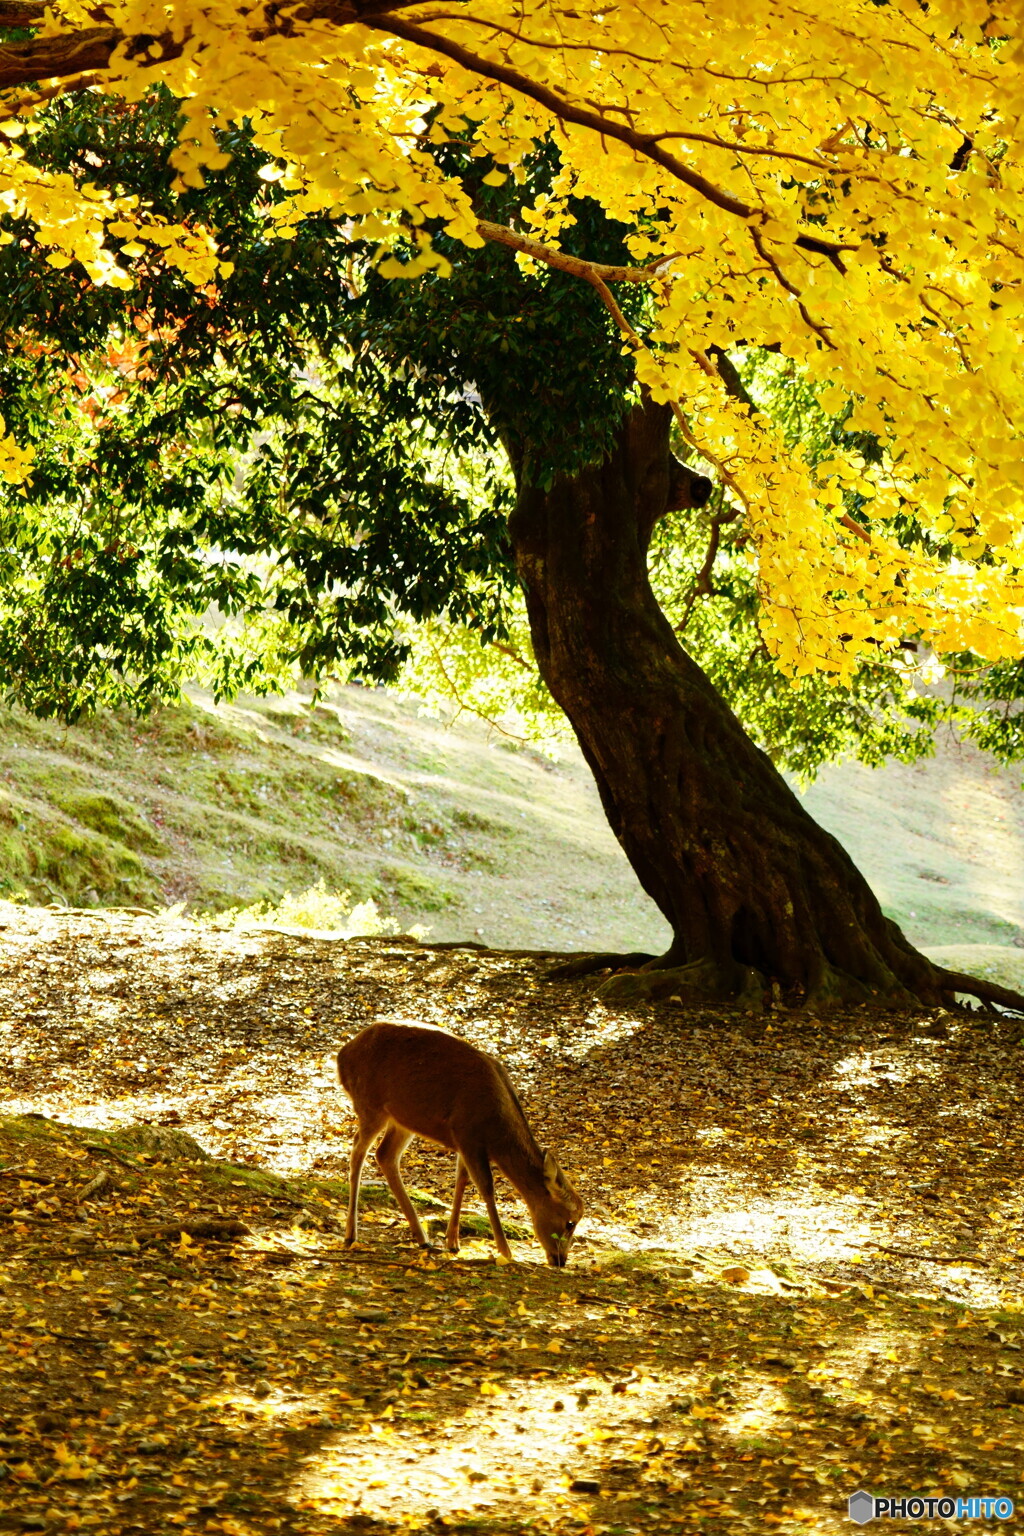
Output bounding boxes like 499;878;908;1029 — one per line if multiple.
1;905;1023;1535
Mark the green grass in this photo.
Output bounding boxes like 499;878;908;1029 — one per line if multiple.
926;943;1024;994
0;789;159;906
5;675;1021;966
0;678;678;947
55;790;169;855
0;694;413;914
382;862;458;911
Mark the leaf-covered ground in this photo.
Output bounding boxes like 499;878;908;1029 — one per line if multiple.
1;904;1023;1534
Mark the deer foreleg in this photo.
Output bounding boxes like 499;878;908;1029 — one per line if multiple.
460;1148;512;1261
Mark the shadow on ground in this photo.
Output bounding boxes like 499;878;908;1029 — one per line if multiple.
1;907;1022;1534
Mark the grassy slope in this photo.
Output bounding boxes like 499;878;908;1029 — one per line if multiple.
0;684;671;953
1;684;1021;983
801;730;1024;990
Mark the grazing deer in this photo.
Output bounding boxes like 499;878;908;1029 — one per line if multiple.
335;1018;584;1266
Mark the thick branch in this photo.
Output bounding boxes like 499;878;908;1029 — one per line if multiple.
0;25;122;90
367;14;853;263
476;218;668;285
0;0;444;91
0;0;46;23
0;0;433;22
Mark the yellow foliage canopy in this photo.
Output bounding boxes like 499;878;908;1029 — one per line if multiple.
1;0;1023;678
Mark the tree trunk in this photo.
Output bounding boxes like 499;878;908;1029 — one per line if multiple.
509;397;1021;1013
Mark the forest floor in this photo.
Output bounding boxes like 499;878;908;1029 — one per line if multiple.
1;906;1023;1535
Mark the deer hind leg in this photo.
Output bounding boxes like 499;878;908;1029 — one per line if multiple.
458;1146;512;1261
375;1124;431;1248
445;1157;471;1254
344;1111;386;1247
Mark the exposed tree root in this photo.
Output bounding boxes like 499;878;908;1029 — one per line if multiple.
546;949;1024;1016
546;951;656;979
935;968;1024;1015
597;958;766;1011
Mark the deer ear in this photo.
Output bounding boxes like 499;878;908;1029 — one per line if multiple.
543;1150;563;1195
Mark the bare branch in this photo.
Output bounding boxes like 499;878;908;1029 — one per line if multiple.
0;1;47;25
839;512;871;544
749;225;839;347
640;128;833;174
407;11;667;67
422;631;532;743
0;25;124;91
476;218;669;286
674;493;741;635
490;639;532;670
476;219;656;381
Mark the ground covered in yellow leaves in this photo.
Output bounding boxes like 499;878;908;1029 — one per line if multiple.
0;905;1023;1534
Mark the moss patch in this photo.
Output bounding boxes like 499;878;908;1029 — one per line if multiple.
0;1115;447;1220
426;1208;531;1242
56;790;169;856
0;697;411;914
382;863;458;911
0;799;160;907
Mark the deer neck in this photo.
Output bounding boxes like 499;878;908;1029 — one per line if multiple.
491;1121;547;1201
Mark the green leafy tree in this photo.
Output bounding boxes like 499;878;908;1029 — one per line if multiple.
1;92;1019;1012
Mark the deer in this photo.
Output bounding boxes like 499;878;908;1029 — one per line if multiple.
335;1017;584;1267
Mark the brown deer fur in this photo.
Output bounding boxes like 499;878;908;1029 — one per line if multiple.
335;1018;584;1266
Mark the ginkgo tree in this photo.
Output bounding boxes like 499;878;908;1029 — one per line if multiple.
2;0;1024;1009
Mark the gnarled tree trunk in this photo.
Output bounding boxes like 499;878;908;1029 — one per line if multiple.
509;397;1021;1012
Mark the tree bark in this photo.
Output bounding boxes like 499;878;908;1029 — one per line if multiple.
509;396;1023;1013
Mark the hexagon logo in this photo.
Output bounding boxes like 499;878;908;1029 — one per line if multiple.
848;1490;875;1524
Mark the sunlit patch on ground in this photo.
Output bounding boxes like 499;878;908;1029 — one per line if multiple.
829;1047;945;1091
2;909;1024;1533
296;1368;702;1525
652;1178;886;1268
